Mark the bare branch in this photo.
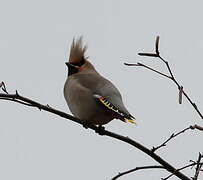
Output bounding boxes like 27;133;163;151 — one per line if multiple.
111;165;165;180
192;153;203;180
155;36;160;55
190;124;203;131
179;86;183;104
158;55;203;120
162;162;197;180
124;62;171;79
0;88;191;180
152;126;193;152
0;97;36;107
0;81;8;94
160;57;174;78
125;36;203;120
138;53;158;57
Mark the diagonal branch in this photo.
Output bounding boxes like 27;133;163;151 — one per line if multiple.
125;36;203;120
192;153;203;180
0;97;36;107
111;165;165;180
0;87;191;180
151;125;200;152
162;162;197;180
124;62;172;79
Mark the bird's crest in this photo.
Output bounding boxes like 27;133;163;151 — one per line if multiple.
69;36;88;64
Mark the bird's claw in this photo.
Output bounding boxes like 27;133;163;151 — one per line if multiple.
95;125;105;135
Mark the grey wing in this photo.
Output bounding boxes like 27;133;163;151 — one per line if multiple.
96;77;131;115
76;73;131;115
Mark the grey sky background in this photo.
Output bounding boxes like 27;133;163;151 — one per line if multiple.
0;0;203;179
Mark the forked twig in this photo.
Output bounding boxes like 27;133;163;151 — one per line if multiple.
151;125;203;152
192;153;203;180
123;37;203;179
152;126;192;152
0;81;8;94
125;36;203;119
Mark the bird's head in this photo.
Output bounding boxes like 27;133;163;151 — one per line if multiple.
65;36;96;76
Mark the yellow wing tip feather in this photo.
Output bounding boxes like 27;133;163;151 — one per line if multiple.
97;95;137;125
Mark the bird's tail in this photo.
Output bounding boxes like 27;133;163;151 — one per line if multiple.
69;36;87;64
124;116;136;124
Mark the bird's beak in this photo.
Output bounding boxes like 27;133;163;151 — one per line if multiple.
65;62;73;67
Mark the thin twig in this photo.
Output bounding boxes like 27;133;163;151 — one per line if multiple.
158;55;203;119
155;36;160;55
179;86;183;104
125;36;203;119
0;81;8;94
151;124;203;153
153;124;203;152
124;62;172;79
138;53;158;57
162;162;197;180
111;165;165;180
193;153;203;180
190;124;203;131
0;90;191;180
152;126;193;152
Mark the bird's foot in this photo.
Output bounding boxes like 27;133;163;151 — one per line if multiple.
95;125;105;135
82;121;90;129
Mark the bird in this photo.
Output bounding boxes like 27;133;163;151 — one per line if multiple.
64;37;136;125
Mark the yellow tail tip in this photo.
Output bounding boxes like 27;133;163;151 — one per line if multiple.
124;118;137;125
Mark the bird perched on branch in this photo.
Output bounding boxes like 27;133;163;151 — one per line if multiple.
64;37;136;125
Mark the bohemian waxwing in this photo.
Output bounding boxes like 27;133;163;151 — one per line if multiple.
64;37;136;125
